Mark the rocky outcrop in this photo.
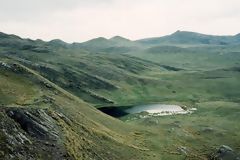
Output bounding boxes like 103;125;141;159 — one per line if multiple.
6;108;59;140
210;145;240;160
0;107;71;160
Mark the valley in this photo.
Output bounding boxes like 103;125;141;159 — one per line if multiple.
0;31;240;160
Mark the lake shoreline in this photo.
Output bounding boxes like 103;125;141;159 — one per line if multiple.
98;103;197;118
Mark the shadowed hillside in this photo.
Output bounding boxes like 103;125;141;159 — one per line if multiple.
1;31;240;160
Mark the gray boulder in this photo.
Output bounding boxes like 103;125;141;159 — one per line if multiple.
210;145;240;160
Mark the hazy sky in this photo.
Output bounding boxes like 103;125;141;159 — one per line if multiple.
0;0;240;42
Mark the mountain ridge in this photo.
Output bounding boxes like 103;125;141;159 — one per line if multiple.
136;30;240;46
2;30;240;46
1;30;240;160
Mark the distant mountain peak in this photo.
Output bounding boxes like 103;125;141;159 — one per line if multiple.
0;32;7;37
110;36;130;41
171;30;201;36
235;33;240;37
174;30;181;33
48;39;68;47
137;30;240;46
85;37;109;43
49;39;67;43
172;30;186;34
94;37;108;40
0;31;21;39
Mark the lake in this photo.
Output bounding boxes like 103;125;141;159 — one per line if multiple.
99;104;196;118
126;104;187;115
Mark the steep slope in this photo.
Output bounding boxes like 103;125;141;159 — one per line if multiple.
0;59;152;160
0;32;168;106
0;32;168;159
1;31;240;160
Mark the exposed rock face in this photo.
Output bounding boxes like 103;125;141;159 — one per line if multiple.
210;145;240;160
6;108;58;140
0;107;71;160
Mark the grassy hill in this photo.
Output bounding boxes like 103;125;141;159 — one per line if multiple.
0;58;153;160
71;36;141;53
0;31;240;159
128;44;240;70
136;30;240;46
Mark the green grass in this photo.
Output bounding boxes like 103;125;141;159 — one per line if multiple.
0;58;151;159
0;65;40;105
124;101;240;159
1;31;240;159
97;68;240;107
128;48;240;71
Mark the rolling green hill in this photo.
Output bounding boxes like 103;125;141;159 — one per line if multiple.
136;30;240;46
71;36;141;53
0;60;152;160
0;31;240;160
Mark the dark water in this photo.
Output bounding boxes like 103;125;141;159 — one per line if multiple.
98;106;129;118
98;104;186;118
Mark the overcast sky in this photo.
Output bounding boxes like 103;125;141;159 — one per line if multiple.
0;0;240;42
